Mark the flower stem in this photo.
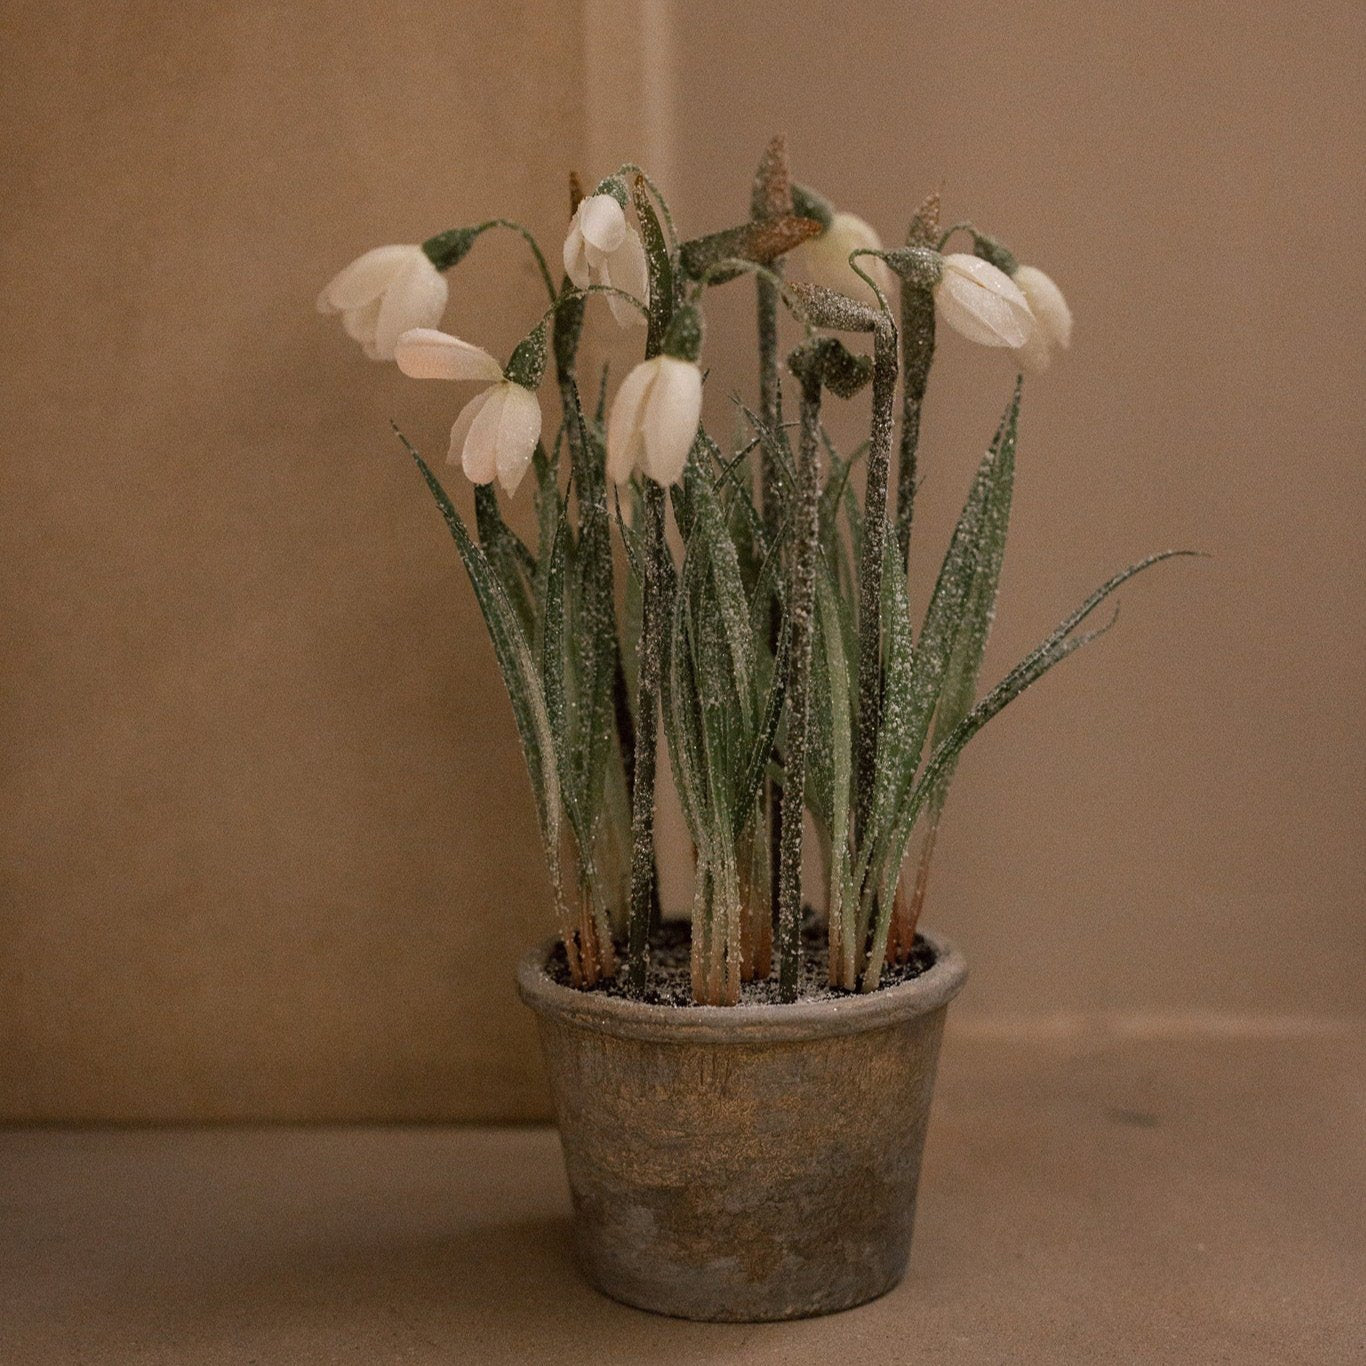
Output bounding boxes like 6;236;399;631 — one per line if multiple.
852;321;898;846
895;193;941;565
777;366;823;1002
752;136;792;977
907;815;938;951
552;276;632;983
896;284;934;565
624;212;676;996
626;479;666;995
423;219;558;306
752;136;791;472
739;809;772;981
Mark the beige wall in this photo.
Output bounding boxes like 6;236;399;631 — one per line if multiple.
1;0;1361;1123
673;0;1365;1020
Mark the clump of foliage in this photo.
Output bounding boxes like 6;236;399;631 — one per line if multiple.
319;137;1190;1005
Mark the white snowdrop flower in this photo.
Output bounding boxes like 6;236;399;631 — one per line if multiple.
1011;264;1072;373
606;356;703;488
562;193;649;327
795;211;892;307
933;253;1036;352
316;245;448;361
394;329;542;495
446;383;543;493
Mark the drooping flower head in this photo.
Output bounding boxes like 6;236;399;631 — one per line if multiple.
606;305;705;487
785;184;892;309
868;244;1040;368
562;182;649;327
393;328;543;495
966;234;1072;373
317;245;448;361
794;210;893;308
1010;264;1072;373
933;253;1036;351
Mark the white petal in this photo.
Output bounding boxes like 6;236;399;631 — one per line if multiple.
457;386;505;483
582;238;608;272
935;277;1026;347
935;254;1034;348
449;387;496;478
395;328;503;382
341;298;382;351
372;257;449;361
562;223;591;290
577;194;627;254
641;358;702;486
603;230;648;327
606;359;657;484
493;384;542;494
316;244;420;313
1014;264;1072;350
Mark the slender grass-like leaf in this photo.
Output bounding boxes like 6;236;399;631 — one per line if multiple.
661;544;711;854
540;515;569;788
859;528;918;871
860;549;1198;988
395;430;562;896
923;384;1020;817
853;395;1016;895
685;462;755;706
732;398;797;498
633;175;676;356
734;615;789;838
474;482;537;627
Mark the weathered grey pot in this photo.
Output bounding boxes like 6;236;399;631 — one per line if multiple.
517;931;967;1322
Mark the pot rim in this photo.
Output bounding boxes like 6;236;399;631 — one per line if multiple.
517;929;967;1044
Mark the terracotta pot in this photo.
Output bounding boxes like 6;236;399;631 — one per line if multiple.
517;931;967;1322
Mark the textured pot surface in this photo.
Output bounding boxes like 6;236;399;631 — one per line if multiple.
517;932;967;1322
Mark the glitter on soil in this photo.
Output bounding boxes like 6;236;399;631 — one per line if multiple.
546;915;935;1007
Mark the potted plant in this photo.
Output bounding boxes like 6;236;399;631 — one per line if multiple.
316;136;1190;1321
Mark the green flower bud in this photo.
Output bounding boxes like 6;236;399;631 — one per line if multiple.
661;304;704;363
504;323;548;388
421;226;483;272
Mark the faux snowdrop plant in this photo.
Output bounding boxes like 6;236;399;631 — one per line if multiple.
318;138;1188;1006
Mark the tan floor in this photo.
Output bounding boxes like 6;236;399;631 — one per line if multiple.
2;1024;1362;1364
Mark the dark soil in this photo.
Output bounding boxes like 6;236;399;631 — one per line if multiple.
545;915;935;1007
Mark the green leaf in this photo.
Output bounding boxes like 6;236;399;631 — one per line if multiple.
540;514;569;775
691;589;737;845
734;614;789;839
396;431;562;895
632;175;676;352
815;562;858;975
562;383;618;841
885;550;1200;904
924;383;1020;817
474;483;536;642
732;399;797;502
661;544;710;852
853;395;1016;896
531;444;562;658
685;460;755;707
858;526;917;874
